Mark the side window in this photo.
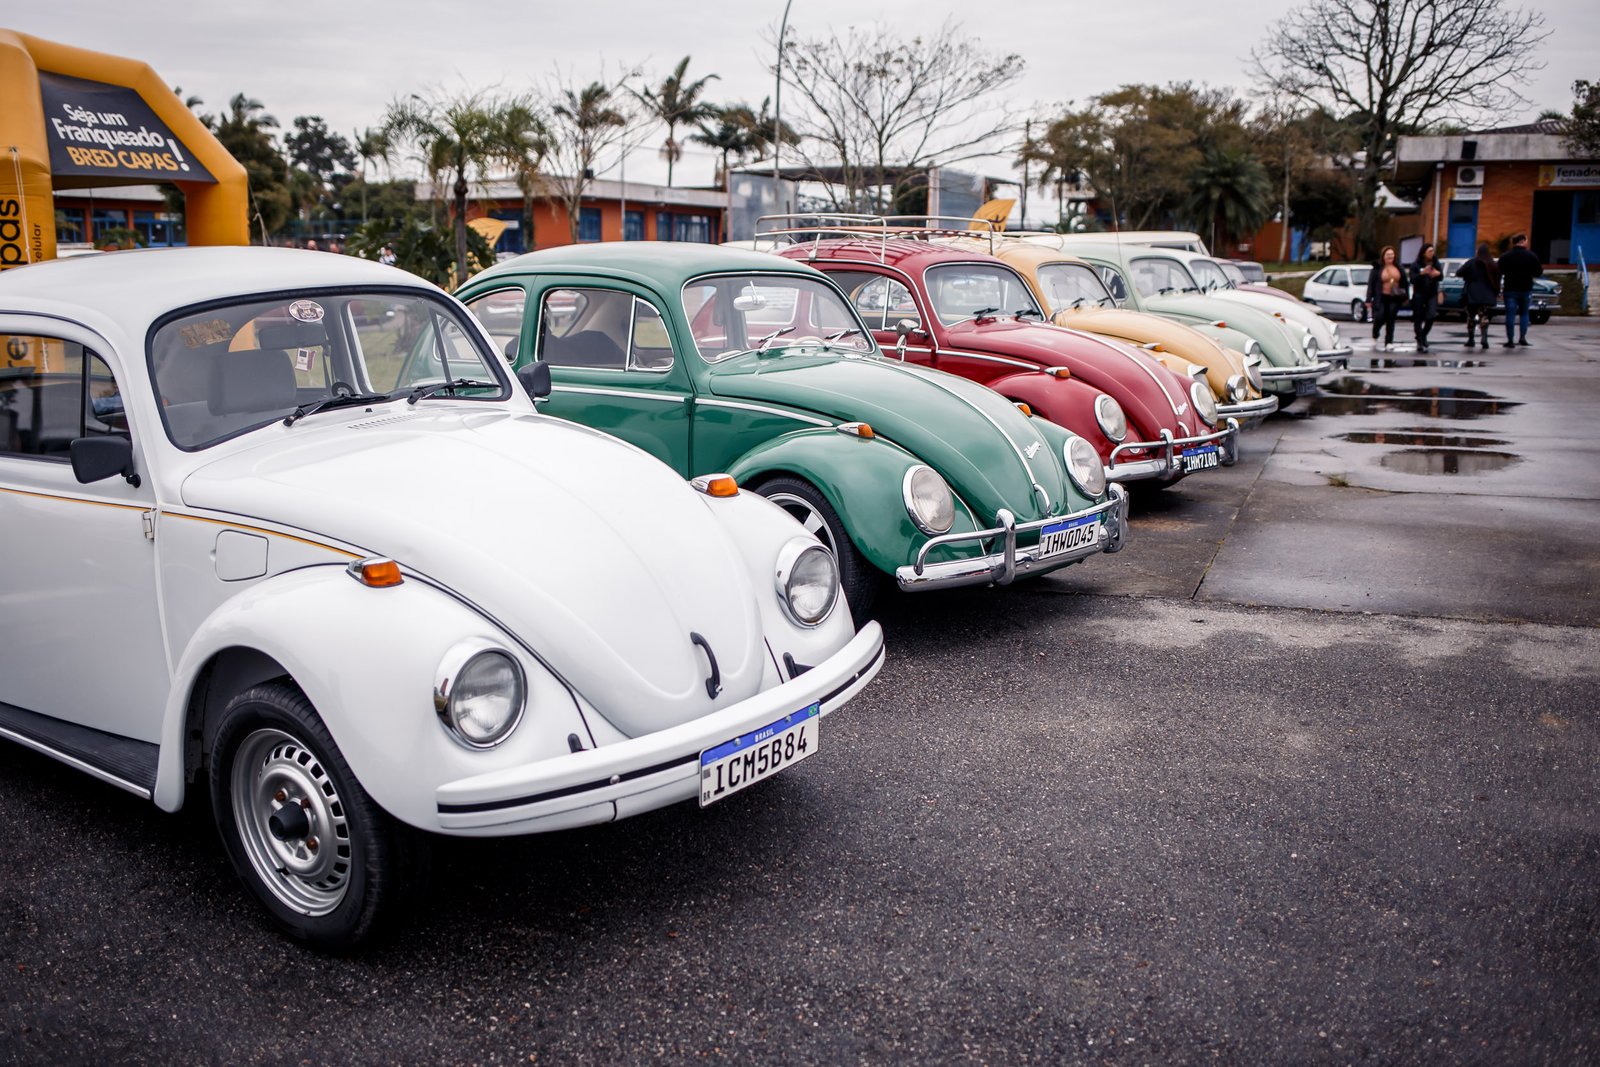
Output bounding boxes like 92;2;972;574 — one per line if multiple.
537;288;672;372
465;288;529;363
1099;267;1129;302
0;335;125;459
1310;269;1332;285
1332;269;1349;287
825;270;916;330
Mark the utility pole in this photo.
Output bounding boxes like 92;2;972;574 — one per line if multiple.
773;0;794;213
1020;119;1030;228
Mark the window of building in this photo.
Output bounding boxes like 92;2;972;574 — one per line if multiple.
134;212;185;248
91;209;128;247
624;210;645;242
490;209;524;255
656;212;674;241
578;207;603;243
0;336;126;458
675;214;712;244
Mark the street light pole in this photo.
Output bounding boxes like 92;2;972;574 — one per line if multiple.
773;0;794;211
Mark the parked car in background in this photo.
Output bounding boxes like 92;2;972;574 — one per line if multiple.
0;247;886;948
1226;260;1267;284
767;227;1241;490
1438;258;1560;324
1161;248;1351;365
1301;263;1375;321
457;243;1128;613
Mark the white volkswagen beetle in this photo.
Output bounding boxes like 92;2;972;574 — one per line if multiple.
0;248;884;948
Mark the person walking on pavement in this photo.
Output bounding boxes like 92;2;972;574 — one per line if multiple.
1364;245;1408;350
1456;243;1499;349
1497;233;1543;348
1409;243;1444;353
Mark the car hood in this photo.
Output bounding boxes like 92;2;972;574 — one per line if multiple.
1141;294;1309;368
1051;306;1251;399
1209;290;1338;349
180;407;768;738
944;319;1199;441
706;350;1073;522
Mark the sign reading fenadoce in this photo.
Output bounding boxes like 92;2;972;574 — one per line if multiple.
39;71;214;184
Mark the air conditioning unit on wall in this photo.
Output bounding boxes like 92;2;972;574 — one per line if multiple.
1457;166;1484;187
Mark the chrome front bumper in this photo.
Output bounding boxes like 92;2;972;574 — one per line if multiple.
1104;419;1241;482
1260;360;1333;395
1217;394;1279;426
895;483;1129;593
433;623;885;834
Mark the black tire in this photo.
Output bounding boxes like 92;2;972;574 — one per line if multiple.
755;475;879;621
209;682;429;950
1351;299;1368;323
1530;310;1550;325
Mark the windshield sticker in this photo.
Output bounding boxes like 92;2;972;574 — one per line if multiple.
294;347;316;372
179;318;233;348
288;300;325;323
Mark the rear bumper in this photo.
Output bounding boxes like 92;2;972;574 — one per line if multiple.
895;483;1128;592
1105;419;1240;482
433;623;886;834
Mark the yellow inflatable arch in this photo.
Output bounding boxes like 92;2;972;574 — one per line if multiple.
0;28;247;270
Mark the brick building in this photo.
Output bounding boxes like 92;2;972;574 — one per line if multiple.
1393;121;1600;265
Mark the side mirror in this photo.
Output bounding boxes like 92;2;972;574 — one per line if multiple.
893;317;921;361
70;435;140;487
517;360;552;400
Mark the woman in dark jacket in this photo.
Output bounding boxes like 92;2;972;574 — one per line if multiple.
1454;243;1499;349
1364;245;1408;350
1409;244;1443;353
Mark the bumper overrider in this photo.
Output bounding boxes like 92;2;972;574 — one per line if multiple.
434;622;886;834
1260;360;1333;396
895;482;1129;593
1105;418;1241;482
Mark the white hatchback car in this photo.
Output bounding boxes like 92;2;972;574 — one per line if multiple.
0;248;884;948
1302;263;1375;322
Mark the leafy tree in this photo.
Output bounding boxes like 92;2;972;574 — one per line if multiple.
346;217;494;287
543;77;633;243
636;56;719;186
1185;145;1272;253
1564;80;1600;157
1253;0;1548;257
776;21;1023;212
382;89;542;283
208;93;291;240
285;116;357;186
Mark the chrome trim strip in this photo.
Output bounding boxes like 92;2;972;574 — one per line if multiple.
0;725;153;800
551;384;687;404
694;398;833;427
933;348;1038;371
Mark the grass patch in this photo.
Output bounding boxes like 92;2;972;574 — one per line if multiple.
1270;276;1309;300
1326;472;1351;487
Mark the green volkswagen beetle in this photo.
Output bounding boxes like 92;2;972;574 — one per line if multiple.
457;243;1128;616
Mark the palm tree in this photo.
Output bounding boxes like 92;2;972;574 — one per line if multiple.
1185;145;1271;255
635;56;719;186
354;127;390;223
382;89;541;283
548;81;629;243
691;104;760;190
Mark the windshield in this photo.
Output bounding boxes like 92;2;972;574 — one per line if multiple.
924;263;1043;325
1036;262;1115;310
1189;259;1233;291
1129;256;1200;297
682;274;875;363
1218;261;1247;285
149;290;508;450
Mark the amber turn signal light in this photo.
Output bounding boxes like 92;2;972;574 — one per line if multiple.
1047;367;1071;379
691;474;739;497
836;422;875;439
1014;402;1034;417
347;558;403;587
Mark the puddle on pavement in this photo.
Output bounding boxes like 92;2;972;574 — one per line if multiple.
1349;358;1488;370
1296;376;1521;419
1337;430;1509;448
1378;449;1522;475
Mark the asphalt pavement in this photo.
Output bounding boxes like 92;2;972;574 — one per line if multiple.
3;317;1597;1064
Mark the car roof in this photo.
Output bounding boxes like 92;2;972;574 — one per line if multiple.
472;241;829;290
779;235;1005;273
0;246;434;326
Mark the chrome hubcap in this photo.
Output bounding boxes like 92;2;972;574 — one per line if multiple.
765;492;838;556
231;728;352;916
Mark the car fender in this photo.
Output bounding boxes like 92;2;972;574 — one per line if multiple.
156;564;592;830
979;370;1115;463
724;428;982;574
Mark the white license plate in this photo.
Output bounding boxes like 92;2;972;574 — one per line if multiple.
699;704;819;807
1181;445;1220;473
1294;377;1318;396
1039;514;1101;558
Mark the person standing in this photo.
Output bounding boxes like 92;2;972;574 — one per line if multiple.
1497;233;1543;348
1455;243;1499;349
1364;245;1408;350
1409;243;1444;353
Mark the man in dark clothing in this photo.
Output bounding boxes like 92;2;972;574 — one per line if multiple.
1497;234;1543;347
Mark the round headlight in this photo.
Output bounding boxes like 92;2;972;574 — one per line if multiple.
1093;393;1127;442
1303;332;1319;360
1227;374;1248;402
437;647;525;748
1063;435;1107;497
1244;356;1263;391
776;540;839;626
1190;380;1218;426
903;465;954;535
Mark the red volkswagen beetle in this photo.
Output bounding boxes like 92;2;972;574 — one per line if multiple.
774;233;1240;486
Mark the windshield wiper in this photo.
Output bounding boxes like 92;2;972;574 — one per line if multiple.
751;326;795;351
824;327;861;342
407;378;498;404
1013;308;1044;320
970;306;1001;320
283;391;389;426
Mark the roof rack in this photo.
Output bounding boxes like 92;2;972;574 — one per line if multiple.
754;213;1004;263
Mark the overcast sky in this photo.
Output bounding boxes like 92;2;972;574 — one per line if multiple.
11;0;1596;189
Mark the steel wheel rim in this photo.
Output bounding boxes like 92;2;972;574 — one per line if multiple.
230;727;353;917
765;491;838;557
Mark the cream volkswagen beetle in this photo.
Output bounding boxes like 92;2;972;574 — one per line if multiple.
0;248;884;948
